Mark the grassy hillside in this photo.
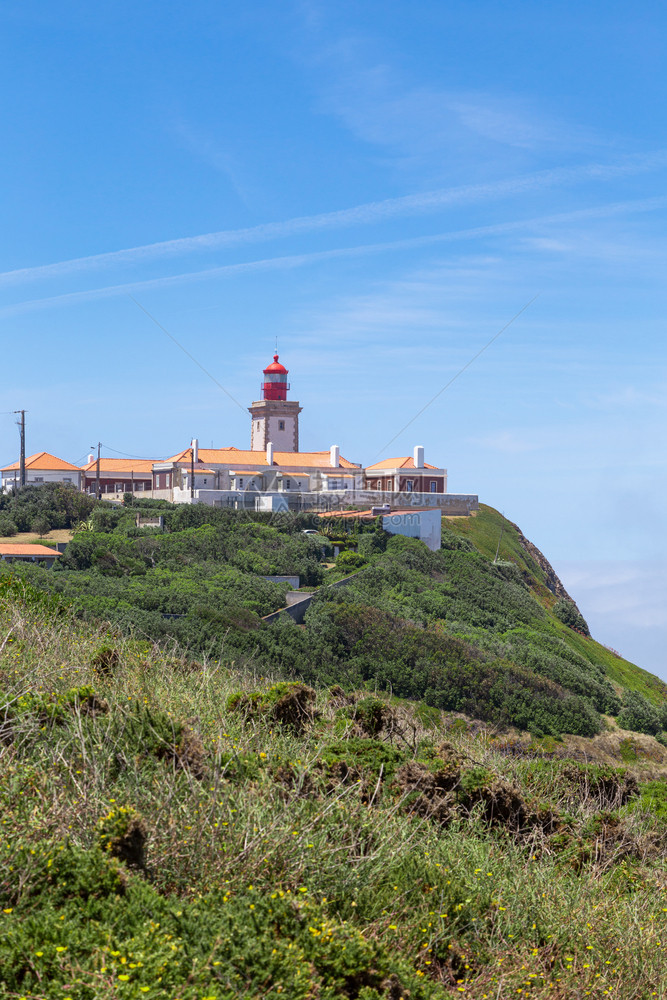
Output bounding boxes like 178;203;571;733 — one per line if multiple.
3;494;666;741
444;504;667;706
2;582;667;999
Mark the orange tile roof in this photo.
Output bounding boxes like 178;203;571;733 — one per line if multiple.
319;509;375;519
81;458;159;474
1;452;82;473
0;544;61;556
164;448;361;470
365;457;439;471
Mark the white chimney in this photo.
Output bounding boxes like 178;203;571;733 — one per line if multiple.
330;444;340;467
191;438;199;463
266;442;274;465
87;454;95;465
414;445;425;469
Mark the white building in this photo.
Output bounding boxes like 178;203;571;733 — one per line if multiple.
1;452;83;492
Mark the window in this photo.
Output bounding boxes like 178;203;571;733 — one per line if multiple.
203;478;207;485
430;481;437;492
63;478;71;483
238;478;244;488
278;420;285;431
136;482;145;491
33;477;44;483
115;483;124;492
406;480;414;492
286;480;291;489
256;421;260;430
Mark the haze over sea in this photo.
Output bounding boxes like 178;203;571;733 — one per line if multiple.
1;1;665;677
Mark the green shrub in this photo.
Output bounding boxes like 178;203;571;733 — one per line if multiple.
336;550;367;571
553;598;590;635
319;738;407;778
96;806;147;868
617;690;662;735
354;697;395;736
30;515;51;537
357;531;387;558
0;839;438;999
228;682;317;733
2;684;107;727
0;516;18;537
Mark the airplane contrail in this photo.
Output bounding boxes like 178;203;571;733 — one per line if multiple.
1;150;666;288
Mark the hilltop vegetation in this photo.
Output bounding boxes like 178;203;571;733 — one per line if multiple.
1;581;667;999
0;481;95;536
3;488;666;742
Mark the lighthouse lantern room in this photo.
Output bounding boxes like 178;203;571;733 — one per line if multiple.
261;355;291;400
249;353;303;453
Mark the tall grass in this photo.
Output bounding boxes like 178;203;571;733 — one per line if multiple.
2;587;667;999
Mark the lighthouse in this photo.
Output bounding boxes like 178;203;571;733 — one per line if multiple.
249;354;303;452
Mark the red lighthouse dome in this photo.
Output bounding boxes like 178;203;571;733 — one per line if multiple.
261;354;290;401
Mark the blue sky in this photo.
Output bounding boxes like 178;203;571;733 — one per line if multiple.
1;1;666;678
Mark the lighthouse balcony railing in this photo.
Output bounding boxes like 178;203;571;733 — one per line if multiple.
261;381;290;392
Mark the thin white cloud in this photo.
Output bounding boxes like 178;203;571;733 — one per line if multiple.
2;194;667;318
1;152;667;288
312;30;606;161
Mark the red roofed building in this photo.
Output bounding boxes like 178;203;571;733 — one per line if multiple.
152;440;362;498
0;543;61;566
0;453;83;491
364;446;447;494
80;457;161;497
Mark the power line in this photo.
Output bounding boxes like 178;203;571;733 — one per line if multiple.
377;294;540;456
128;295;247;413
101;443;159;460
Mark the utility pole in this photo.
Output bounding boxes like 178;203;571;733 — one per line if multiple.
13;410;26;487
91;442;101;500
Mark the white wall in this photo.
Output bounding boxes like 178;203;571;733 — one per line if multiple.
250;413;297;451
2;470;82;490
382;509;442;551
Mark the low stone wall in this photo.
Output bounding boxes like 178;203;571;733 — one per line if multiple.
176;487;478;515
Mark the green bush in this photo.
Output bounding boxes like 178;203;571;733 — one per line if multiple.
30;515;51;537
617;690;662;735
336;550;367;571
553;599;590;635
96;806;147;868
0;516;18;537
0;838;438;999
